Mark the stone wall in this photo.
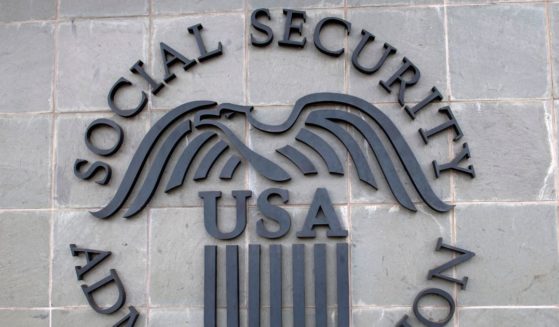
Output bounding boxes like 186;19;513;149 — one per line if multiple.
0;0;558;326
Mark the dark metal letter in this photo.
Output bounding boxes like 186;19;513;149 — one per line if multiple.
433;143;475;178
292;244;305;327
313;17;351;57
314;244;327;327
200;190;251;240
113;306;139;327
337;243;349;327
227;245;239;327
351;29;396;75
412;288;455;327
130;60;164;95
256;188;291;239
428;238;475;290
251;8;273;47
404;87;443;120
74;159;112;185
419;106;463;144
81;269;126;315
278;9;307;48
395;315;413;327
379;57;421;106
85;118;124;157
69;244;111;280
270;245;282;327
297;188;348;238
187;23;223;62
160;42;196;83
248;244;261;327
108;77;147;118
204;246;217;327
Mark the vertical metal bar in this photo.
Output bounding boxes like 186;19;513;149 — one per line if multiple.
337;243;350;327
204;245;217;327
270;245;283;327
248;244;261;327
314;244;327;327
292;244;306;327
226;245;239;327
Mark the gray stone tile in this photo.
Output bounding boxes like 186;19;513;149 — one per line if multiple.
449;0;541;3
57;19;148;112
259;308;336;327
0;23;54;113
353;308;454;327
149;308;246;326
246;206;349;307
148;109;247;208
149;308;205;326
248;9;345;105
351;205;451;306
459;308;559;327
248;0;344;9
0;0;55;22
348;6;447;104
51;210;148;307
151;14;245;109
453;101;554;202
349;102;451;205
247;106;348;205
150;207;246;307
55;112;148;210
0;212;50;307
551;4;559;98
0;115;51;209
348;0;441;6
52;308;147;327
456;203;559;306
154;0;243;15
60;0;148;18
447;4;549;99
0;310;49;327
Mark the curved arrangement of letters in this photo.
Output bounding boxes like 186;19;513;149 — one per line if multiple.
90;92;452;219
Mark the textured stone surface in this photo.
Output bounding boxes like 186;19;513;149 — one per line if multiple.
0;0;55;22
150;207;246;306
51;210;148;307
151;14;245;108
353;308;454;327
57;19;148;112
348;6;447;104
351;205;452;306
0;212;50;307
52;308;147;327
456;203;559;305
248;0;344;9
248;9;345;105
154;0;243;15
1;1;558;326
453;101;554;201
55;112;148;209
459;308;559;327
348;0;442;6
447;4;549;99
0;115;51;209
0;23;54;113
551;4;559;98
60;0;148;17
0;310;49;327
